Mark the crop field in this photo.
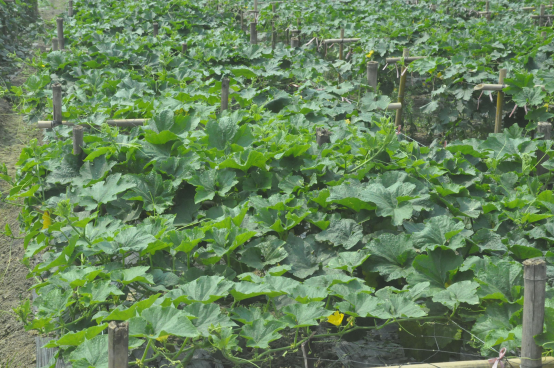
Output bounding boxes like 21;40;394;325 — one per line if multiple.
3;0;554;366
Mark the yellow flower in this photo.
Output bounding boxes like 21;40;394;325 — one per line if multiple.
156;335;169;342
299;95;303;99
327;311;344;326
345;119;351;124
41;64;45;67
545;103;549;109
444;281;451;288
366;50;374;58
437;72;442;78
42;211;51;230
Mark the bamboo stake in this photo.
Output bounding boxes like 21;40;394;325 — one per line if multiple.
494;69;507;133
322;38;361;44
395;48;409;127
272;21;276;49
153;22;159;37
182;42;187;54
72;125;84;155
108;321;129;368
521;258;547;368
536;122;552;176
371;357;554;368
240;9;244;31
38;119;146;129
385;56;426;63
221;77;230;111
291;37;299;48
250;22;257;44
68;0;73;16
52;84;62;124
339;28;344;60
56;18;64;50
297;18;301;43
52;37;59;51
254;0;258;12
541;4;546;26
367;61;378;91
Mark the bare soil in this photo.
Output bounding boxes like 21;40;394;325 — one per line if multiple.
0;0;65;365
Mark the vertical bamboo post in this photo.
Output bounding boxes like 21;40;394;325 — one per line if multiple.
540;5;546;27
52;37;59;51
52;84;62;124
339;28;344;60
254;0;258;12
68;0;73;16
108;321;129;368
485;0;489;13
272;21;276;49
521;258;547;368
367;61;378;91
240;9;244;31
181;42;187;54
395;48;409;127
153;22;159;37
494;69;507;133
291;37;299;48
286;28;289;45
250;22;257;44
72;126;84;156
536;122;552;176
297;18;301;43
56;18;64;50
221;77;230;112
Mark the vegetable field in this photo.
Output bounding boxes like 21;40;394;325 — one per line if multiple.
3;0;554;366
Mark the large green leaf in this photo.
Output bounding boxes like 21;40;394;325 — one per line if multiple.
240;320;286;348
124;172;175;213
79;173;136;210
315;219;363;250
129;305;200;339
365;233;416;281
408;246;463;291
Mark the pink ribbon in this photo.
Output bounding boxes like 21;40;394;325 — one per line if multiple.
396;125;402;135
488;348;506;368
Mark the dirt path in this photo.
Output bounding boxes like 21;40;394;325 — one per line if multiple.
0;0;67;366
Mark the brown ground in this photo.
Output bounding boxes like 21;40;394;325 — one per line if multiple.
0;0;66;365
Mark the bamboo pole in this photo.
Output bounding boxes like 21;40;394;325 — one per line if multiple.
521;258;547;368
52;37;59;51
531;14;554;18
536;122;552;176
153;22;159;37
250;22;257;44
395;48;409;127
68;0;73;16
182;42;187;54
72;126;84;155
56;18;64;50
541;4;545;26
370;357;554;368
386;103;402;110
367;61;378;90
254;0;258;12
240;9;244;31
52;84;62;124
108;321;129;368
291;37;299;48
322;38;360;44
385;56;426;63
221;77;230;111
297;18;301;43
473;83;506;91
38;119;146;129
494;69;507;133
272;21;276;49
339;28;344;60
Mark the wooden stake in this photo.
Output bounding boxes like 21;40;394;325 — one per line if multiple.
521;258;547;368
153;22;159;37
38;119;146;129
339;28;344;60
485;0;489;13
250;22;257;44
254;0;258;12
52;37;59;51
291;37;299;48
56;18;64;50
182;42;187;54
494;69;507;133
221;77;230;111
68;0;73;16
240;9;244;31
72;125;84;155
536;122;552;176
52;84;62;124
286;28;289;45
297;18;301;43
541;5;546;26
367;61;378;91
316;128;331;146
272;21;276;49
370;357;554;368
395;48;409;127
108;321;129;368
